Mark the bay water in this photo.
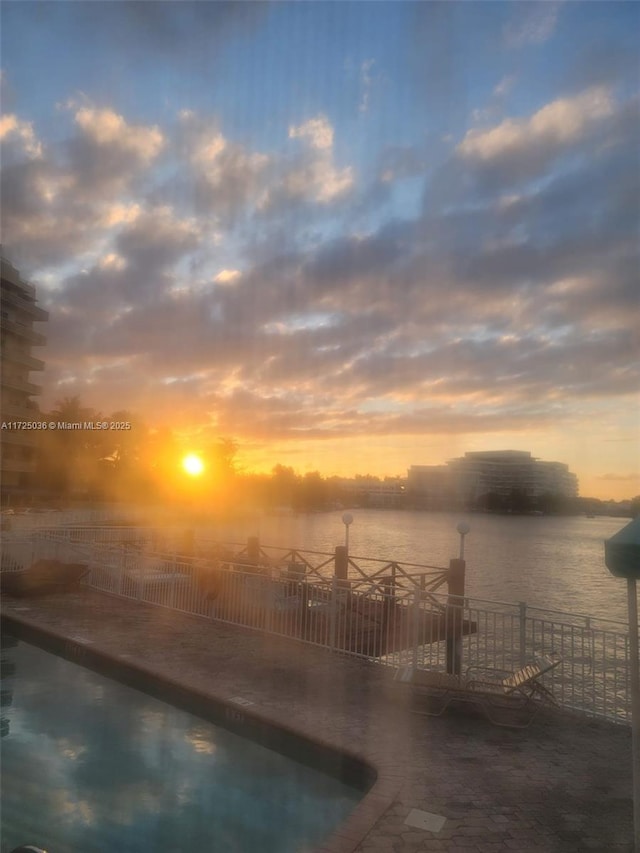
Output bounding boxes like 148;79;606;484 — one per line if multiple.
204;510;630;625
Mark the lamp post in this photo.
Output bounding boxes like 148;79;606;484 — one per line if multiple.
605;517;640;852
628;579;640;853
456;520;470;560
446;521;470;676
342;512;354;554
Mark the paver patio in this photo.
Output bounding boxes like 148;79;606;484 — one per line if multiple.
1;590;633;852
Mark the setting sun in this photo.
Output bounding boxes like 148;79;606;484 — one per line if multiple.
182;453;205;477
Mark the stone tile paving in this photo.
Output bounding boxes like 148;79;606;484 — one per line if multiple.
1;590;634;852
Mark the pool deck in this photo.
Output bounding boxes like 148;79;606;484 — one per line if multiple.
1;589;633;853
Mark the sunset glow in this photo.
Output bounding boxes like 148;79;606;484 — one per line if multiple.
182;454;205;478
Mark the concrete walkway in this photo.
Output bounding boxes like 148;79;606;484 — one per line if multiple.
1;590;634;852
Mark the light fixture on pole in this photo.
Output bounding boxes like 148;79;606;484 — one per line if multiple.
456;521;470;560
342;512;354;553
605;517;640;852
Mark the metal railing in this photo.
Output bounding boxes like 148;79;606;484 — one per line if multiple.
1;506;168;531
1;531;631;725
193;538;450;593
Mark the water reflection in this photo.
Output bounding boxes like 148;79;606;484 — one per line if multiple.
1;642;360;853
184;724;217;755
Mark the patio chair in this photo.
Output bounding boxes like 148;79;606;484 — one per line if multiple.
394;653;561;728
0;560;89;597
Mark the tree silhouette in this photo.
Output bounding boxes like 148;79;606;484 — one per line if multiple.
295;471;327;511
270;465;298;507
49;395;96;424
36;397;106;497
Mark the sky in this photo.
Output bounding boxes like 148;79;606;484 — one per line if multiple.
1;1;638;499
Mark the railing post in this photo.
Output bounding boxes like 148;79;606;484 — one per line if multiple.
330;575;338;652
586;616;597;715
247;536;260;567
381;571;395;633
298;573;309;639
446;558;465;675
519;601;527;667
335;545;348;586
412;587;421;671
169;552;178;610
117;547;125;596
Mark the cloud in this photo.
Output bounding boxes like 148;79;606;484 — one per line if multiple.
2;113;170;273
72;106;163;161
98;202;142;230
289;116;334;151
214;269;241;285
428;86;638;210
30;73;635;443
164;111;269;225
1;102;169;269
458;86;614;163
115;205;201;272
264;114;354;206
281;158;353;205
504;2;561;48
98;253;127;272
65;102;164;200
1;156;92;269
59;144;637;437
301;223;411;307
0;113;42;160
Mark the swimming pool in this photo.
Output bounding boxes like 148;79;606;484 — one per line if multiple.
0;634;364;853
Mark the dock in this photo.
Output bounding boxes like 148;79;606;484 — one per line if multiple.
192;563;478;657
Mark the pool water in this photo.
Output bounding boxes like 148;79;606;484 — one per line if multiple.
0;638;362;853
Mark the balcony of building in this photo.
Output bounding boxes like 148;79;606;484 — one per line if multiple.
1;286;49;321
0;315;47;346
1;256;27;287
1;401;41;421
1;427;38;446
1;347;45;372
1;374;43;396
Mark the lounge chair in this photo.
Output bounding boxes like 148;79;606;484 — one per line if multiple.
0;560;89;597
394;654;561;728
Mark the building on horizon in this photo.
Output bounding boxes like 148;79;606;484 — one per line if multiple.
403;464;454;509
332;476;406;508
1;255;48;505
408;450;578;511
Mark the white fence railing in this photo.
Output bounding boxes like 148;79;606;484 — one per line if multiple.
1;531;631;725
1;505;164;532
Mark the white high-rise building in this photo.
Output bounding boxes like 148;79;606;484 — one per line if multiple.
408;450;578;507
